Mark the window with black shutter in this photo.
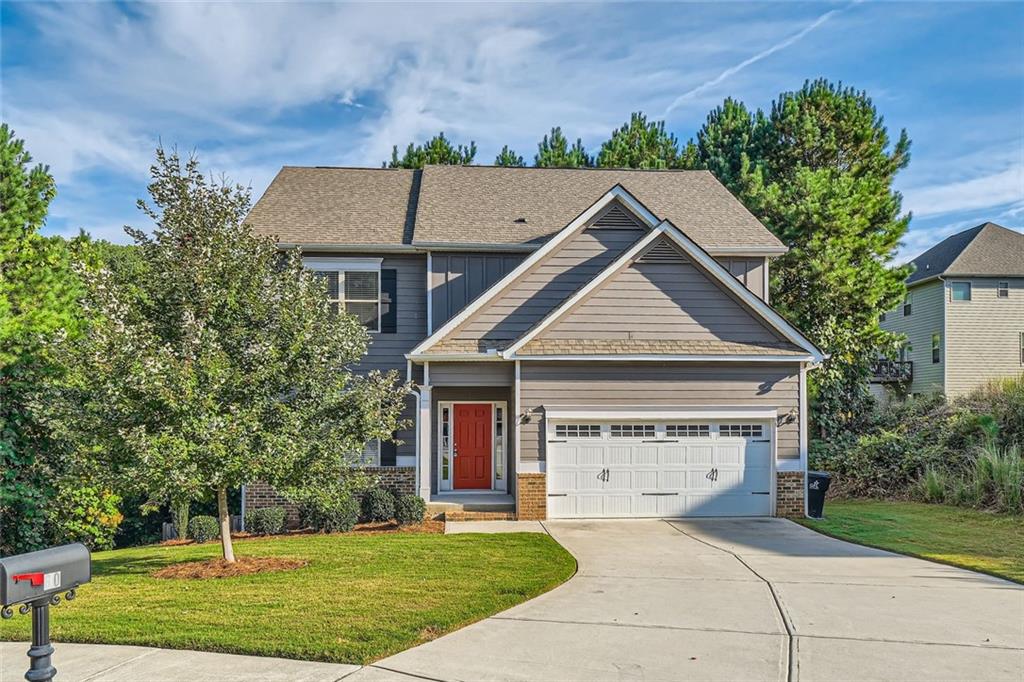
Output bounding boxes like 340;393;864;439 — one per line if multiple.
380;269;398;333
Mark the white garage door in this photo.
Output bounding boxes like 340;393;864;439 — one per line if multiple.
546;421;773;518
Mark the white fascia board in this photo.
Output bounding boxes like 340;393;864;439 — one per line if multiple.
543;405;779;421
408;185;657;357
507;354;814;362
302;256;382;271
405;353;506;362
283;243;418;253
659;222;824;362
502;226;666;357
411;241;539;253
707;245;788;256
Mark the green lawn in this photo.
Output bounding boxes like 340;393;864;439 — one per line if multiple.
799;499;1024;583
0;532;576;664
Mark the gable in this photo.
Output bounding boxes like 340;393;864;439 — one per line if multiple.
427;200;650;353
533;237;788;348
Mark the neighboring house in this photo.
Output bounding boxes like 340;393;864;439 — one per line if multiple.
873;222;1024;399
242;166;824;521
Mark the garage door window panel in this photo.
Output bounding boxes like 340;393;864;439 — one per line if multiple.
720;424;764;438
555;424;602;439
666;424;711;438
610;424;656;439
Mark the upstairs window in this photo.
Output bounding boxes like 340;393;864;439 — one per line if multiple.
879;311;887;322
312;269;381;332
903;292;913;316
998;282;1010;298
931;333;941;364
950;282;971;302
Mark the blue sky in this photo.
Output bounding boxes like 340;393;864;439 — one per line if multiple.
3;1;1022;260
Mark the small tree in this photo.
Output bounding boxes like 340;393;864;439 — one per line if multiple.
387;132;476;168
494;145;525;167
533;127;593;168
42;148;408;562
596;112;680;169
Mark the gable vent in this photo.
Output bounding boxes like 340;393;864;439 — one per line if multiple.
590;203;644;230
636;241;688;264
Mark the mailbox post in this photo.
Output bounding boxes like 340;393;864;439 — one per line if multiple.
1;544;91;682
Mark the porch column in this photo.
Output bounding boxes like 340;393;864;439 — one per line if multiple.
418;385;432;499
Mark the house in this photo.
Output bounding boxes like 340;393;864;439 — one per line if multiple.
242;165;824;521
873;222;1024;399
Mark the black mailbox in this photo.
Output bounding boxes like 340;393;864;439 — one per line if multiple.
1;543;91;608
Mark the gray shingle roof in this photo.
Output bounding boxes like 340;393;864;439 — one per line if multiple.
246;165;784;251
247;167;419;245
907;223;1024;285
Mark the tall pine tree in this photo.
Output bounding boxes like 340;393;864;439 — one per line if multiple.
597;112;680;169
534;127;593;168
494;145;525;167
692;80;911;436
386;132;476;168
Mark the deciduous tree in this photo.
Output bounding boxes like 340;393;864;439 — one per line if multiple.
42;149;408;562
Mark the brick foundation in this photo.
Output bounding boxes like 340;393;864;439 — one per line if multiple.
245;466;416;529
516;472;547;520
775;471;805;518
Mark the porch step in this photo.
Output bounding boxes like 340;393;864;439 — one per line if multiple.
443;510;517;522
427;492;516;521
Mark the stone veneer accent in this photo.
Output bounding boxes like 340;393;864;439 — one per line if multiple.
775;471;806;518
516;472;547;520
246;466;416;529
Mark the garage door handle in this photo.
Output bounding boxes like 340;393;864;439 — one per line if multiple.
641;492;679;496
753;439;770;443
547;439;567;443
547;493;568;497
751;492;770;495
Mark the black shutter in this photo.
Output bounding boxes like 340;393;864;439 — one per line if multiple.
381;269;398;333
380;439;397;467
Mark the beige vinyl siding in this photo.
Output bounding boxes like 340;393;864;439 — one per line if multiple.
518;362;800;463
429;252;525;329
880;279;945;394
428;361;514;386
538;259;785;344
945;277;1024;397
448;227;645;347
721;257;767;301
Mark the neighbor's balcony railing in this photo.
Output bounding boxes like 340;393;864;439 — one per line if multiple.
871;359;912;383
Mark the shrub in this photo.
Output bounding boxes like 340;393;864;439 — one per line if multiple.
394;495;426;526
245;506;287;536
47;485;124;551
187;515;220;543
361;487;396;522
916;467;947;504
973;443;1023;513
299;493;359;533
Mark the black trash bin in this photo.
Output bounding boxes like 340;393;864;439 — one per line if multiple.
806;471;831;519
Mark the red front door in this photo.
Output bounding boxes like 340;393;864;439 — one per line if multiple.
454;403;492;489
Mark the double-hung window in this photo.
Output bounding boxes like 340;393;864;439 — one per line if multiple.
307;259;382;332
998;282;1010;299
931;332;941;364
950;282;971;302
903;292;912;316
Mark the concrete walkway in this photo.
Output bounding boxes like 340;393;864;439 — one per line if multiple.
0;642;357;681
353;518;1024;681
4;519;1022;681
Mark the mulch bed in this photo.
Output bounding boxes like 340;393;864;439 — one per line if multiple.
352;520;444;534
152;556;307;579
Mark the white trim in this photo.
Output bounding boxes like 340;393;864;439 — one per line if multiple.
417;386;432;499
543;406;780;421
704;245;788;256
502;221;825;363
411;241;539;253
302;256;382;271
514;360;522;484
438;400;508;492
406;352;505;362
282;243;417;253
762;257;770;305
408;185;657;356
426;251;433;334
799;361;808;516
518;460;546;474
508;354;814;363
423;361;430;385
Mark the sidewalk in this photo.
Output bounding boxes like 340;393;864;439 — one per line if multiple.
0;642;359;682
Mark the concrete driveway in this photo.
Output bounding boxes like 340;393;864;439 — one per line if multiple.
357;518;1024;681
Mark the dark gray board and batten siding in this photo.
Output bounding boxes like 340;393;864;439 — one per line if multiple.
429;253;525;329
